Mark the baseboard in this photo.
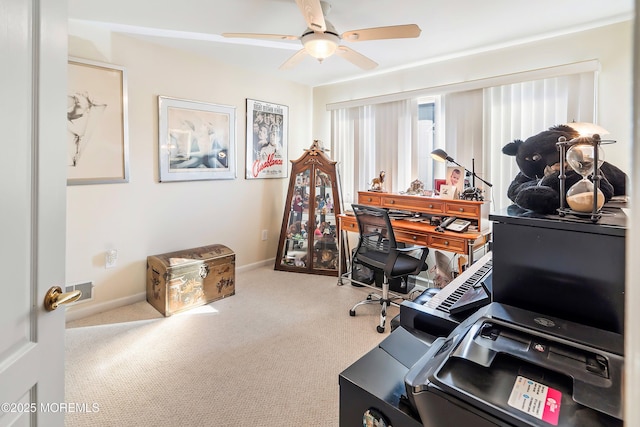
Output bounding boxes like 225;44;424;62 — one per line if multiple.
64;259;276;323
237;258;274;273
65;292;147;323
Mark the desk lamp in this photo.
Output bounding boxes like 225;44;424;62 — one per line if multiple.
430;149;493;198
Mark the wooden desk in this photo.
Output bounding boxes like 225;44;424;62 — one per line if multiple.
338;191;491;279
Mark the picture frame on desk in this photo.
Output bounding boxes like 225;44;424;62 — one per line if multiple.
446;166;465;194
439;184;458;200
434;179;446;194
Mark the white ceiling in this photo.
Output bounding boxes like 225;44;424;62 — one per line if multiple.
68;0;634;87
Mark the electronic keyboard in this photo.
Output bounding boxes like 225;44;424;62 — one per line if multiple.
399;252;493;337
426;252;492;315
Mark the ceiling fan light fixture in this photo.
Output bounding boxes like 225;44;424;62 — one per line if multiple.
301;32;339;61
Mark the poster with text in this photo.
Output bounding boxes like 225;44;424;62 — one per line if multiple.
246;99;288;179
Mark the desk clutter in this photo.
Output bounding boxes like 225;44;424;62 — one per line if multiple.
338;192;490;279
146;244;235;316
356;191;488;232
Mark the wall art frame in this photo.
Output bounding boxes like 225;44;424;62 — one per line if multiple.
158;96;237;182
67;57;130;185
245;98;288;179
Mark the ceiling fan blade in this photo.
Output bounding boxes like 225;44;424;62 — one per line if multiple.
222;33;299;41
279;48;309;70
222;33;300;40
334;46;378;70
295;0;326;32
342;24;421;42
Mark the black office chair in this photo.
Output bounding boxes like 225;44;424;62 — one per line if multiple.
349;204;429;333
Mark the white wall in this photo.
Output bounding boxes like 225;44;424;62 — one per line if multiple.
66;28;312;318
312;21;633;174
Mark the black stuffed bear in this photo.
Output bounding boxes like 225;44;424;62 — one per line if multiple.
502;124;627;214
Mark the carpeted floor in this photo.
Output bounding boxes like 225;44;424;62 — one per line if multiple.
64;266;401;426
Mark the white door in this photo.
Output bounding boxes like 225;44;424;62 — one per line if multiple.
0;0;68;425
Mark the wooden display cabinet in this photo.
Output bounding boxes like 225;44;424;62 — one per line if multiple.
275;141;343;276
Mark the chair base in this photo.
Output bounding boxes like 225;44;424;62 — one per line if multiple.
349;290;403;333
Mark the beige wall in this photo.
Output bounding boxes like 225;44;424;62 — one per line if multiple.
66;29;312;319
312;21;633;173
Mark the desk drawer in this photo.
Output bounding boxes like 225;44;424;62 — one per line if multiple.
422;200;446;214
358;193;381;205
445;202;480;218
342;220;358;233
395;230;429;246
428;235;466;253
382;196;445;214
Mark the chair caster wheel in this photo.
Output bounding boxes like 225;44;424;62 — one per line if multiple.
377;325;385;333
349;309;356;316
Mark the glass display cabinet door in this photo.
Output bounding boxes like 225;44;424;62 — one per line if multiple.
280;169;310;268
311;169;339;271
275;140;342;276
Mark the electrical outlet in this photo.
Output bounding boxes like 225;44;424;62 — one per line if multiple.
105;249;118;269
261;230;268;241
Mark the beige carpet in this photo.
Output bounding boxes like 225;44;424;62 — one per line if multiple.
64;266;401;426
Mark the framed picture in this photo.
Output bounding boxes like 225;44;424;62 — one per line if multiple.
434;179;446;193
67;57;129;185
439;184;458;200
158;96;236;182
445;166;465;195
245;99;288;179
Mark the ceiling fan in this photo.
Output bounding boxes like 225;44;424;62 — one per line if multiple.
222;0;421;70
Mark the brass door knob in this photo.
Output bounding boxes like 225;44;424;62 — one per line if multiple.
44;286;81;311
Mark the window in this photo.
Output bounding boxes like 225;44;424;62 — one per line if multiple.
331;65;596;211
416;99;437;191
484;72;596;210
331;99;418;204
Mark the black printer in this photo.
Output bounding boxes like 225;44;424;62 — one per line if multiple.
404;302;623;427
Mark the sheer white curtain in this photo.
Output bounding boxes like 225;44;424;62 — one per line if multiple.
331;99;418;206
483;73;596;211
331;71;596;211
436;90;484;188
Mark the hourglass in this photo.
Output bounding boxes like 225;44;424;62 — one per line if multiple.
557;133;605;221
565;139;605;212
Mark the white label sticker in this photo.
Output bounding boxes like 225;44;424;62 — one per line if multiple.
508;375;561;425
